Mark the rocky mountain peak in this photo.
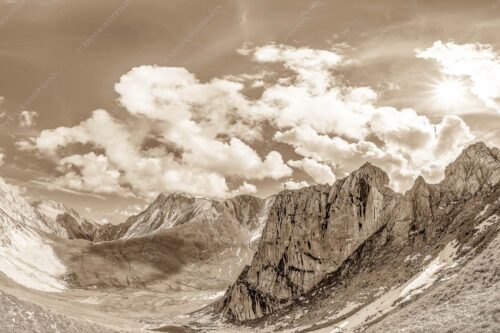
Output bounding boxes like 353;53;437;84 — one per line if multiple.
440;141;500;197
121;191;215;239
345;162;390;190
0;178;20;199
217;161;399;321
154;192;191;203
32;200;73;219
152;192;215;206
408;175;430;193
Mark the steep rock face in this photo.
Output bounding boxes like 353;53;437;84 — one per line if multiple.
122;193;215;239
218;163;401;321
397;142;500;246
249;145;500;332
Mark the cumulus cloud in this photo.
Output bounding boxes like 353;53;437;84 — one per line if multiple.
275;115;473;191
288;158;336;184
114;65;269;141
20;106;289;198
231;182;258;196
0;151;4;166
54;152;126;196
244;43;343;94
417;41;500;111
19;111;38;128
283;180;310;190
20;43;476;197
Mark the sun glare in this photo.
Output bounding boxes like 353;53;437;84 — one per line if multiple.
433;78;467;107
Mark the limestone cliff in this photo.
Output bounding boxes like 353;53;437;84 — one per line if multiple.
218;163;401;321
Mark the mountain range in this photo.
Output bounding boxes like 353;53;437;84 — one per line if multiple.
0;142;499;332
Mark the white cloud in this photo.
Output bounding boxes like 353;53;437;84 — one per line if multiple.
54;152;126;196
283;180;310;190
275;115;473;191
231;182;258;196
0;151;4;166
21;104;290;199
417;41;500;111
19;111;38;128
21;43;476;197
245;44;343;94
114;65;269;141
288;158;336;184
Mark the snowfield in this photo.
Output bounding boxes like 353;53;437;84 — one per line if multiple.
0;179;67;292
0;227;67;292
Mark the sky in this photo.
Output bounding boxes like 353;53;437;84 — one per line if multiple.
1;0;500;223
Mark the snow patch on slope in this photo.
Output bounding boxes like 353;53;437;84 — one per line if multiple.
0;227;67;292
0;177;67;292
399;259;445;301
250;196;275;243
475;214;499;233
400;240;458;301
476;204;490;219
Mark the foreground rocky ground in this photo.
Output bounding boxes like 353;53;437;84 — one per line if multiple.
0;291;119;333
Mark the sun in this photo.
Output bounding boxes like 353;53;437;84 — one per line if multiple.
432;78;467;107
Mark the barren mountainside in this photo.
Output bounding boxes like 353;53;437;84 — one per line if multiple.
0;143;499;332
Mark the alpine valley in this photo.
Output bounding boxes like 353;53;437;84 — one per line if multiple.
0;143;499;332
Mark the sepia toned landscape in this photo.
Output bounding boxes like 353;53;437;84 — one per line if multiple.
0;1;499;332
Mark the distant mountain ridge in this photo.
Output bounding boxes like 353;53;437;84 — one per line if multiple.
0;178;275;292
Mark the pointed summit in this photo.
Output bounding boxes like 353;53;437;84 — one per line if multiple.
441;142;500;197
462;141;489;153
410;175;430;191
348;161;390;190
122;191;214;239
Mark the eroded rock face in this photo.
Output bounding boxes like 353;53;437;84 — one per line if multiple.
217;143;500;323
218;163;401;321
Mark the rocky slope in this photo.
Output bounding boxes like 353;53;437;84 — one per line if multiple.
0;176;275;292
0;290;119;333
122;193;216;239
214;142;500;327
120;192;273;245
54;194;275;289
